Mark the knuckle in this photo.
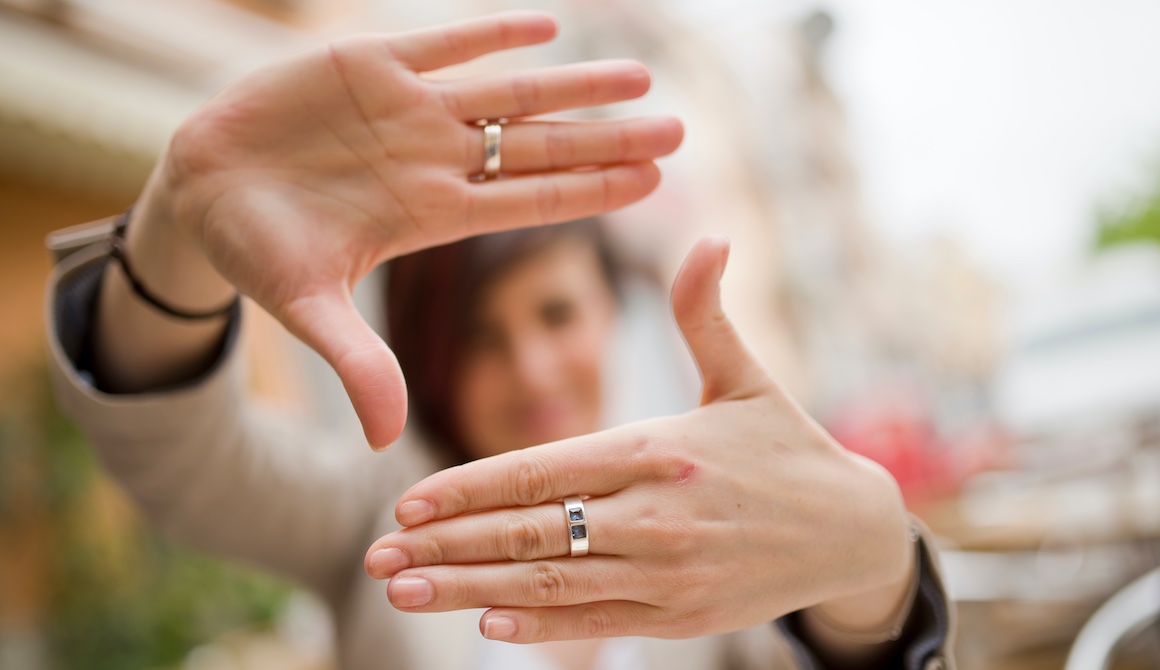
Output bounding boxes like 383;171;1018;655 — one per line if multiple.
663;519;699;556
544;126;577;168
325;39;348;70
641;556;710;612
637;516;697;559
494;19;514;48
521;614;551;643
702;607;731;633
501;514;547;561
534;178;564;222
529;561;568;604
582;69;599;101
413;536;446;565
442;88;467;124
578;605;617;638
168;117;220;180
442;570;473;609
622;431;655;463
442;480;472;519
616;124;632;159
654;596;710;638
510;458;553;506
678;567;718;613
684;607;724;637
599;168;612;211
650;563;695;606
629;436;689;481
511;77;541;115
442;30;467;60
670;614;706;639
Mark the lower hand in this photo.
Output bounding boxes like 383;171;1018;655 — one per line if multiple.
364;236;915;643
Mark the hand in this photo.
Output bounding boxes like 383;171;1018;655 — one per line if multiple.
132;12;683;447
363;237;916;643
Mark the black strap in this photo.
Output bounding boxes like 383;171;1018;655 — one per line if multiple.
108;210;240;321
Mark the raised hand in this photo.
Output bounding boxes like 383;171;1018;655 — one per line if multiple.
363;237;916;643
121;11;683;447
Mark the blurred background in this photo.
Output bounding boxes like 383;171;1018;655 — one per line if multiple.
1;0;1159;668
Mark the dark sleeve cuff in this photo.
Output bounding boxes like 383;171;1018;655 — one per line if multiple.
51;254;242;395
773;530;953;670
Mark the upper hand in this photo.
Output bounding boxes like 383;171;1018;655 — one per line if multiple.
363;237;915;643
141;12;683;447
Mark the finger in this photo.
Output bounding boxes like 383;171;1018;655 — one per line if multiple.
385;557;639;612
670;236;772;405
367;497;631;577
394;419;688;525
465;117;684;175
445;60;651;121
386;11;558;72
280;289;407;449
465;162;662;235
480;601;662;643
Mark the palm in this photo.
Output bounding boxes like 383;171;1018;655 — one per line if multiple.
158;14;683;447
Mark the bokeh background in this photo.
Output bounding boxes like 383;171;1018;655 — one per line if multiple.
2;1;1159;669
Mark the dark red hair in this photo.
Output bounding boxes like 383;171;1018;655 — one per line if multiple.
385;220;618;465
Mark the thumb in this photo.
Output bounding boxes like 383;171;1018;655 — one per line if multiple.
280;287;408;449
671;236;771;405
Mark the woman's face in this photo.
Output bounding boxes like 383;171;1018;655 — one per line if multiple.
453;238;617;460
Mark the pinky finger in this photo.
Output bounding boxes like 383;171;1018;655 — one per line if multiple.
479;601;660;643
465;162;661;235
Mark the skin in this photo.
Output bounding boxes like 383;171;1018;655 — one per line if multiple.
450;238;618;670
454;238;617;460
86;10;917;666
94;12;684;453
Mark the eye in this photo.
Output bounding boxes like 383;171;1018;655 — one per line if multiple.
539;298;576;329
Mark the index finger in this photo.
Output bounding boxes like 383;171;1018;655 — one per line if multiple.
386;11;559;73
395;423;671;526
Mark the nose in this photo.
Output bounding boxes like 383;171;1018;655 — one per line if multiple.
508;330;562;394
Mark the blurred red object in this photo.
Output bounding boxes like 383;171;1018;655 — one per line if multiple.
825;384;1007;504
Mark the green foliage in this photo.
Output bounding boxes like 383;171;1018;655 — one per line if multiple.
1095;175;1160;250
48;536;290;670
0;371;292;670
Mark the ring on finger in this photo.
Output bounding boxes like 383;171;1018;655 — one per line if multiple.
476;118;507;179
563;496;589;557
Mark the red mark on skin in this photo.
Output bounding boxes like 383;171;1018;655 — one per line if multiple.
675;463;696;484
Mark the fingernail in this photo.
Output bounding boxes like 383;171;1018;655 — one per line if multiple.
368;548;409;577
483;616;517;640
390;577;433;607
398;499;435;525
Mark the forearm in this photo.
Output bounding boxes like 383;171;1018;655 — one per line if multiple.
49;244;382;601
93;161;237;392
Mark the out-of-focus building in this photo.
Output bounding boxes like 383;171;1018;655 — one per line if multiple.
535;1;1005;502
998;243;1160;436
0;3;354;669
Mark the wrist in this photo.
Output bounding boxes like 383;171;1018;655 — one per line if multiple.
126;159;236;313
809;521;919;640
